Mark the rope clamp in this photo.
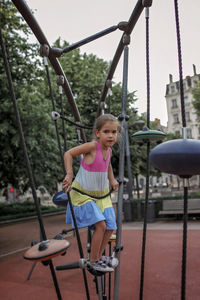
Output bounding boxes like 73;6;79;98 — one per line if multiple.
118;113;129;122
142;0;153;7
122;34;130;45
40;44;49;57
57;75;64;86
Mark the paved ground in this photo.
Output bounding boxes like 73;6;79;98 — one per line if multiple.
1;214;200;299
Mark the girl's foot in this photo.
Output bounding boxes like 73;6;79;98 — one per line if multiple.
101;255;119;268
89;260;114;273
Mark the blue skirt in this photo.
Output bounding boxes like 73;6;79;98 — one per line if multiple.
66;201;117;230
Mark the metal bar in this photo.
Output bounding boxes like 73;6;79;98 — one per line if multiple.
139;8;151;300
0;26;63;300
113;45;129;300
62;25;118;54
49;260;62;300
145;7;150;128
9;2;90;298
139;142;150;300
26;262;37;280
181;182;188;300
0;25;47;243
96;276;104;300
59;92;67;152
56;261;82;270
97;0;145;116
174;0;186;128
11;0;87;143
108;242;112;300
67;192;91;300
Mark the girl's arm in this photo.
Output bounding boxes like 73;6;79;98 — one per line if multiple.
108;163;119;191
63;141;96;192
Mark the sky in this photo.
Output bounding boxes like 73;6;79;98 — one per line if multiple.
25;0;200;126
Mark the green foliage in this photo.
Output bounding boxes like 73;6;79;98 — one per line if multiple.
166;132;181;140
0;201;64;222
0;1;62;193
0;1;150;196
51;38;139;177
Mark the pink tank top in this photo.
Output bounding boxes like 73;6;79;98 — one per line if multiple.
81;141;111;172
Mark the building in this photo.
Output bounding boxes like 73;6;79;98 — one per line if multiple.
164;65;200;189
165;64;200;139
132;66;200;193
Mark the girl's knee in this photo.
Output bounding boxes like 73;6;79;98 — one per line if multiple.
95;220;106;232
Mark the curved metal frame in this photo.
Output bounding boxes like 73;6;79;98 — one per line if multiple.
9;1;147;299
11;0;145;120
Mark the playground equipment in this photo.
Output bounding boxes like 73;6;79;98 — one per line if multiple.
1;0;199;299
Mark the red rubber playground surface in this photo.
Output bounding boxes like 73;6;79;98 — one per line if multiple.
0;214;200;300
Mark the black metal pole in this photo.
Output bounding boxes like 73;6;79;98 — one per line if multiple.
0;26;63;300
11;0;87;143
62;25;118;54
0;25;47;244
113;42;129;300
139;141;150;300
57;77;67;152
125;125;134;201
174;2;188;298
139;7;151;300
174;0;186;128
42;38;91;300
97;0;145;116
67;192;91;300
181;180;188;300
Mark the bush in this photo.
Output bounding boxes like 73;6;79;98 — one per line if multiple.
0;201;65;222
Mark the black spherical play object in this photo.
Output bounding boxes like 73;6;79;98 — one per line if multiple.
52;190;69;207
149;139;200;177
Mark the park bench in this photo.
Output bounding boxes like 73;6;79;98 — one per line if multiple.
159;198;200;216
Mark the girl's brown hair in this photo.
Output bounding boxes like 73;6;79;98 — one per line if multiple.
92;114;121;140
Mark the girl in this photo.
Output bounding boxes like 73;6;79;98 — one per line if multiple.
63;114;120;272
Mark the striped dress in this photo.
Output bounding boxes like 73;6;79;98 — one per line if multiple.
66;141;117;229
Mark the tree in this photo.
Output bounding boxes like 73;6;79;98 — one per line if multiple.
0;1;143;195
49;38;139;177
0;1;61;193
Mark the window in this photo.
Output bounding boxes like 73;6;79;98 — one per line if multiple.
171;99;178;108
175;130;180;136
184;96;189;106
187;128;192;139
171;85;175;93
186;112;191;122
173;114;179;124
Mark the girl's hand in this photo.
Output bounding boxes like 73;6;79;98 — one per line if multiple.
110;179;119;191
62;173;73;193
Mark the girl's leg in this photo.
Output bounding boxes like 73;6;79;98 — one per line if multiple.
90;220;106;263
99;230;113;257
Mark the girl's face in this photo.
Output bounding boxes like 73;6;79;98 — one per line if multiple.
96;121;118;147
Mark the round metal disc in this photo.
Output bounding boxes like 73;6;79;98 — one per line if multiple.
150;139;200;177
